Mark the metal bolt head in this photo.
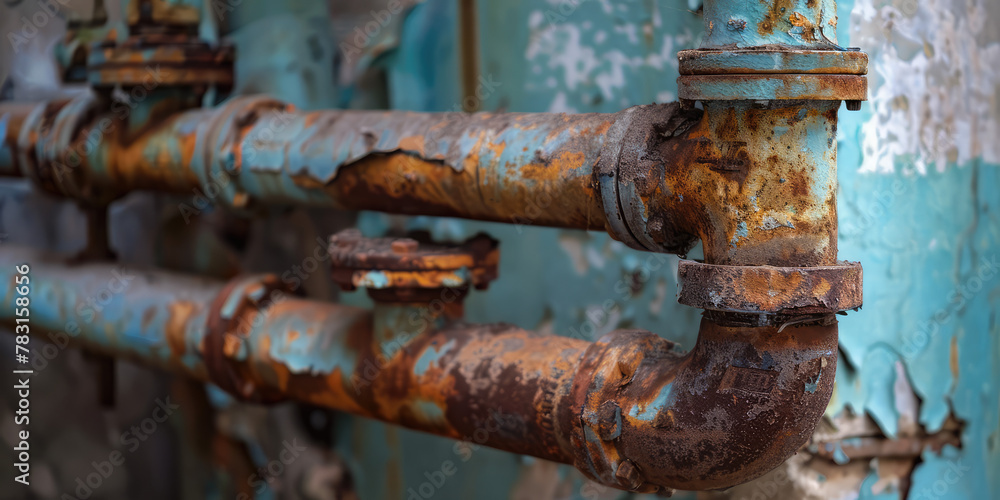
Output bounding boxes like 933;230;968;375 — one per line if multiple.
615;459;644;491
846;100;862;111
391;238;419;254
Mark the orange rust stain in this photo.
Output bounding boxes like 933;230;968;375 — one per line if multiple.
166;301;195;358
398;135;427;156
788;12;818;42
757;0;794;36
950;336;959;380
223;333;242;357
141;308;156;331
520;151;585;182
302;112;320;127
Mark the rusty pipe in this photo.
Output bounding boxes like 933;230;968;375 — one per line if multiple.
0;93;847;265
0;95;666;230
0;246;837;492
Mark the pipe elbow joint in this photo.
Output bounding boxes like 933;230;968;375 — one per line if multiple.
560;317;838;493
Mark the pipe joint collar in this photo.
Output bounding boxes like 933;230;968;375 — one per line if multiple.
594;103;701;254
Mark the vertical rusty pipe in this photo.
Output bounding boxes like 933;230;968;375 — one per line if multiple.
701;0;840;48
659;0;853;266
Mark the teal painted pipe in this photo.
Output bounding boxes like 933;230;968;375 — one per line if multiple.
0;246;840;492
701;0;840;49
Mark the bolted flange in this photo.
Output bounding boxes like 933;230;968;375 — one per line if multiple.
328;229;499;303
676;48;868;109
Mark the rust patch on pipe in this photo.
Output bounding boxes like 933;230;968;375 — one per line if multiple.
561;316;838;492
757;0;796;37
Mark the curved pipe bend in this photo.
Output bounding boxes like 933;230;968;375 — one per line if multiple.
0;247;836;493
561;318;838;492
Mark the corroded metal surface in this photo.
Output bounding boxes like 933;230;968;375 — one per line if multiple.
0;95;628;230
0;92;848;268
328;229;499;297
599;100;841;266
678;48;869;75
561;317;839;492
203;273;293;403
677;260;863;314
678;74;868;102
87;33;234;89
701;0;841;49
0;247;840;493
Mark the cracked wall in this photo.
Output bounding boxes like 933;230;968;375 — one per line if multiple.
337;0;1000;498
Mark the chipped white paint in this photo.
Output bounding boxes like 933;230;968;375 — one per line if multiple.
854;0;1000;174
524;2;686;104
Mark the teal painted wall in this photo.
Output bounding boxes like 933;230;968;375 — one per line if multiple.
219;0;1000;498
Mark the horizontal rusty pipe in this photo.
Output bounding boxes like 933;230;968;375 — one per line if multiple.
0;246;837;492
0;95;645;230
0;93;845;265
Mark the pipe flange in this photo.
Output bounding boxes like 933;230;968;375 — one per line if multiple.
594;103;700;254
677;260;863;315
677;48;868;106
204;274;292;404
678;48;868;75
328;229;499;302
87;33;234;89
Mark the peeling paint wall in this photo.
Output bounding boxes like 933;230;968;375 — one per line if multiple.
0;0;996;498
339;0;1000;498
